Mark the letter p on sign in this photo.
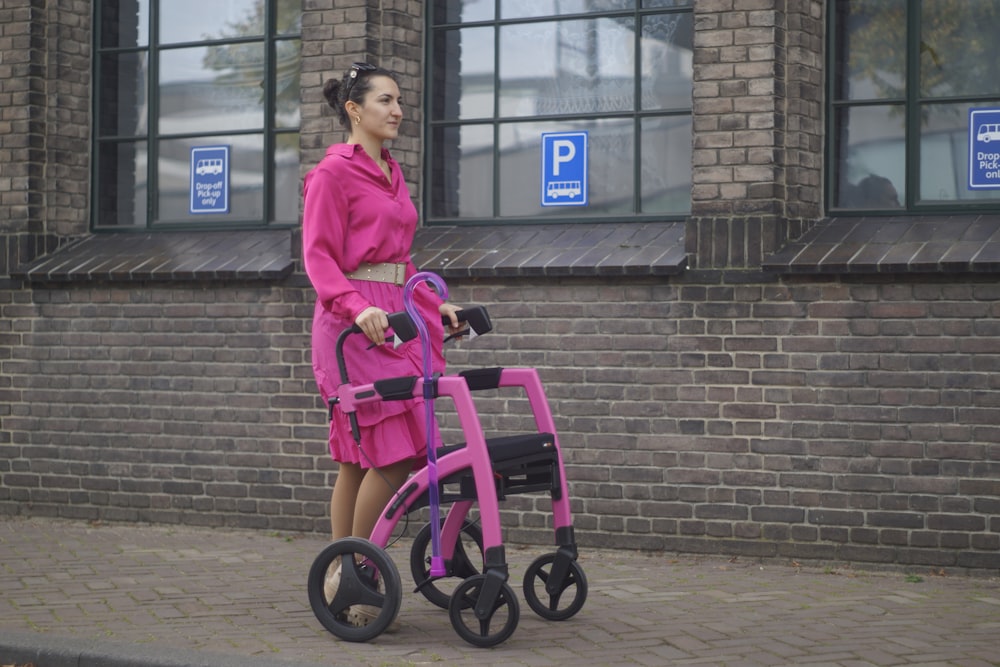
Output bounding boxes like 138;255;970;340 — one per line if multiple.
552;140;576;176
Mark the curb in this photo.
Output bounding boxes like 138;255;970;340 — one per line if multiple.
0;631;330;667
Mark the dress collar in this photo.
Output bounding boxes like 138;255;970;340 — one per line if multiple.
329;143;392;164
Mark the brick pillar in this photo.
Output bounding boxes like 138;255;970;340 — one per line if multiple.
688;0;823;270
0;0;48;243
0;0;90;280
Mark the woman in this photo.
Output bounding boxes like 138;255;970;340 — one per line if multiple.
302;62;460;627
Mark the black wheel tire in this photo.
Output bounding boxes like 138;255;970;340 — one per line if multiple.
522;552;588;621
307;537;402;643
448;574;519;648
409;519;484;609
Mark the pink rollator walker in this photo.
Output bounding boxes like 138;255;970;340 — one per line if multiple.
307;272;587;647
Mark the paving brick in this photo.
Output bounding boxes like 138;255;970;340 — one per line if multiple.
0;516;996;667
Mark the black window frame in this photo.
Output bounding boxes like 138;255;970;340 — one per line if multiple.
92;0;301;232
424;1;694;228
826;0;1000;216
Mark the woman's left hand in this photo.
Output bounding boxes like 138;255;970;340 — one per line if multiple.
439;302;462;334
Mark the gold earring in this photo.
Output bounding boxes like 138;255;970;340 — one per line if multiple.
354;116;361;125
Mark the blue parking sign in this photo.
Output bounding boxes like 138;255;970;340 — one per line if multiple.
969;108;1000;190
190;145;230;213
541;131;588;207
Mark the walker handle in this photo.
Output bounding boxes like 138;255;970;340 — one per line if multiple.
380;306;492;344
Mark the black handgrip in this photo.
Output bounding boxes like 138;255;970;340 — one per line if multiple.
344;310;418;341
387;310;418;342
381;306;493;344
452;305;492;336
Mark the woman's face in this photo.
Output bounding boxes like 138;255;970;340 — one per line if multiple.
353;75;403;142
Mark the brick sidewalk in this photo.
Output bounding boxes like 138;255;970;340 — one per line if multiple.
1;517;998;667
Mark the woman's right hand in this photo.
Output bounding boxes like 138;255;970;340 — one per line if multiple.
354;306;389;345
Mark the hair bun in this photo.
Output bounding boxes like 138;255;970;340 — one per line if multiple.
322;78;341;108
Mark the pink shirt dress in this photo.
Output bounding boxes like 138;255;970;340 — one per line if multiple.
302;143;445;469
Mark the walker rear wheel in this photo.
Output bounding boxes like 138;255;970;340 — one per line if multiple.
522;552;588;621
409;519;484;609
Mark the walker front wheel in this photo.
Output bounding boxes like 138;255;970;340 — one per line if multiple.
307;537;402;643
448;574;519;648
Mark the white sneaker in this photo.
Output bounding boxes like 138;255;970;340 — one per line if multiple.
347;604;401;633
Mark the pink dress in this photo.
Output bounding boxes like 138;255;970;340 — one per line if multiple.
302;143;445;469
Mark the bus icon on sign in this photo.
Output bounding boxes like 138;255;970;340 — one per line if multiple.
195;158;224;176
978;124;1000;143
546;180;582;199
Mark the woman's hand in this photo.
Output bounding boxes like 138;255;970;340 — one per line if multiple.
440;302;462;334
354;306;389;345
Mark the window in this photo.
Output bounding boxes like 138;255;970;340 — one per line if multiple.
829;0;1000;213
426;0;693;225
94;0;301;230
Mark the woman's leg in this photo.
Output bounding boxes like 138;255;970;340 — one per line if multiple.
325;462;367;603
330;462;365;540
352;459;413;539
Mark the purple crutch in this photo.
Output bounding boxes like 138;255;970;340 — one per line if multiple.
402;270;448;578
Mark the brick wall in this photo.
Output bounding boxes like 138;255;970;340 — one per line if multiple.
0;280;328;530
2;275;998;571
443;277;999;571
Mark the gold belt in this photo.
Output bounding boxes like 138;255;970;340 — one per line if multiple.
344;262;407;286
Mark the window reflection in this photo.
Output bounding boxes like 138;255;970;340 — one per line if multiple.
100;0;148;48
640;12;692;111
432;0;494;23
275;0;303;34
641;116;691;214
432;27;494;121
499;19;635;117
99;52;148;137
275;38;302;128
160;0;262;44
832;0;906;101
833;105;905;209
431;125;494;218
274;136;301;223
642;0;694;7
96;141;147;227
159;46;266;135
920;0;1000;98
501;0;635;20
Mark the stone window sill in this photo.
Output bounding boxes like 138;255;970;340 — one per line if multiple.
411;222;687;278
763;215;1000;275
12;230;296;283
